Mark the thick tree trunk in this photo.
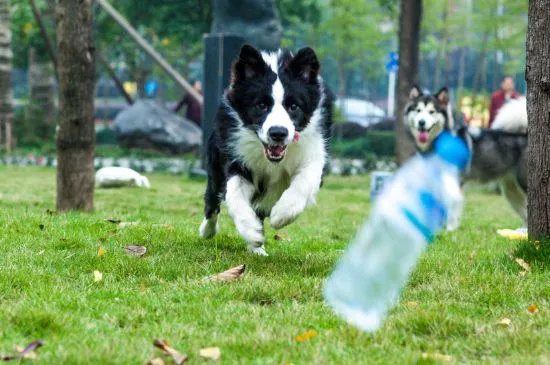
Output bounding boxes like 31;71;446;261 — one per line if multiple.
395;0;422;164
56;0;96;211
0;0;13;151
526;0;550;239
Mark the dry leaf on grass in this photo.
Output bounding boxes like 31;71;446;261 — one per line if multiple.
145;358;165;365
295;330;317;342
421;353;452;362
528;304;539;313
204;264;246;283
153;340;187;365
498;318;512;327
273;233;289;241
0;340;44;361
152;224;174;230
514;258;531;272
199;347;221;361
105;219;138;228
405;301;418;307
45;209;57;216
97;246;106;257
93;270;103;282
475;325;487;335
124;245;147;257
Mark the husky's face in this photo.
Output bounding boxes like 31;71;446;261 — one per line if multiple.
227;44;322;163
405;86;449;152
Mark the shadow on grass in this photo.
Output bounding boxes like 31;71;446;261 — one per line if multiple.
512;239;550;271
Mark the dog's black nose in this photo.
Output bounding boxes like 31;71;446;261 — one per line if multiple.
418;120;426;128
268;126;289;142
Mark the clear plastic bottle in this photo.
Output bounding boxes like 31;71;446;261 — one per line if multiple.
324;132;470;332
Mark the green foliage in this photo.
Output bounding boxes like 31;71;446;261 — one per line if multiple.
331;131;396;159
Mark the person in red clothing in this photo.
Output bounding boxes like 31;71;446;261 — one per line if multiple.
488;75;521;127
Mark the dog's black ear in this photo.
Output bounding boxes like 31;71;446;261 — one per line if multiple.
288;46;320;83
232;44;266;83
435;87;450;105
409;85;422;100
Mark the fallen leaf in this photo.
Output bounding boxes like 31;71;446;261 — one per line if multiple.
140;285;146;295
199;347;221;361
514;258;531;272
475;325;487;335
421;353;452;362
38;250;45;255
534;240;541;250
118;221;139;228
93;270;103;282
204;264;246;283
405;301;418;307
273;233;289;241
97;246;106;257
45;209;57;215
152;224;174;230
0;340;44;361
124;245;147;257
295;330;317;342
106;218;121;224
153;340;187;365
39;224;44;231
145;358;165;365
498;318;512;327
518;271;527;278
528;304;539;313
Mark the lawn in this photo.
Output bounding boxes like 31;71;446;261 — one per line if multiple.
0;166;548;364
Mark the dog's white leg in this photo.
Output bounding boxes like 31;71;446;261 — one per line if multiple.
199;216;219;239
499;176;528;227
225;175;267;255
270;161;324;229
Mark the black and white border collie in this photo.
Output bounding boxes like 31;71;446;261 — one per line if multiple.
199;44;332;256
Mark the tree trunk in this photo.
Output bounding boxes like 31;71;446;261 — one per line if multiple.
395;0;422;164
0;0;13;151
56;0;96;212
526;0;550;239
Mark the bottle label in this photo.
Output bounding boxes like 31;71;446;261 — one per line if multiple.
402;190;447;242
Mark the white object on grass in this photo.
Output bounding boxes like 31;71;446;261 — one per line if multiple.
95;167;150;189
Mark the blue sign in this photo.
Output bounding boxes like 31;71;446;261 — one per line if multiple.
144;79;159;97
385;51;399;73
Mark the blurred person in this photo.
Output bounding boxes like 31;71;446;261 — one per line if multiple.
489;75;521;127
175;80;202;126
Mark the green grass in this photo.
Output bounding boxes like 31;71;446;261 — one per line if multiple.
0;166;548;364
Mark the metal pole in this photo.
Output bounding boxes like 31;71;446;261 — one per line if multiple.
96;0;203;105
388;71;396;118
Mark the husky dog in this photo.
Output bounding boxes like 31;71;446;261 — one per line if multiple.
199;44;332;256
404;86;528;227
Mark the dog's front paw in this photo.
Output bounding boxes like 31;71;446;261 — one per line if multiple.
248;244;269;256
270;192;306;229
234;217;265;247
199;217;219;239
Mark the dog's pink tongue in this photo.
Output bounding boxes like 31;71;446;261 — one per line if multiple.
270;145;285;155
418;131;428;143
293;131;300;142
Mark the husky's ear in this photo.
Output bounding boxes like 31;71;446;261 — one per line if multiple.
435;87;450;105
232;44;267;83
409;85;422;100
288;46;320;83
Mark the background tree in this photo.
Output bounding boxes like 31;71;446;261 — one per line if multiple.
0;0;13;151
55;0;95;211
526;0;550;239
395;0;422;164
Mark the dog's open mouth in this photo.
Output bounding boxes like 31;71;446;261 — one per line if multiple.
263;144;287;162
417;126;434;143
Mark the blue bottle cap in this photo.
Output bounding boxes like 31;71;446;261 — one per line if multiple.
434;131;470;170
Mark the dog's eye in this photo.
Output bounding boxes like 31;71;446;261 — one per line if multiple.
289;103;299;111
416;109;421;113
257;102;267;112
429;110;435;114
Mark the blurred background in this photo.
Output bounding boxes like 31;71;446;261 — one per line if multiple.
1;0;528;174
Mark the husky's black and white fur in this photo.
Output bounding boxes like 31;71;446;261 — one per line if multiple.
199;44;332;256
404;86;528;228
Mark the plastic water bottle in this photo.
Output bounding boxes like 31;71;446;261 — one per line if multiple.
324;132;470;332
